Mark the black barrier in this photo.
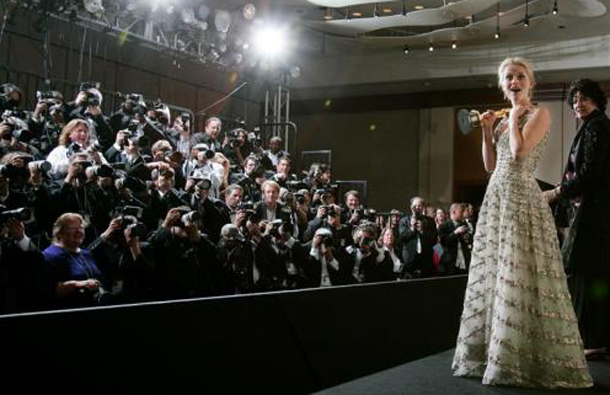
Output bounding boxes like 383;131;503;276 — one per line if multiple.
0;276;467;394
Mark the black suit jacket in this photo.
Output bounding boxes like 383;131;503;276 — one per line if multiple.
438;220;472;274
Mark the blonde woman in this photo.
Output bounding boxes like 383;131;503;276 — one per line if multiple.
452;58;592;388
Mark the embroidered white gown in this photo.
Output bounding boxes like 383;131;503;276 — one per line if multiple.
451;113;593;388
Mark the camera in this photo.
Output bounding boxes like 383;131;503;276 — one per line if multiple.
30;160;52;173
36;90;61;105
320;234;334;247
359;236;376;249
294;192;306;205
237;202;259;222
175;206;200;227
127;118;141;133
320;205;336;218
121;215;147;239
0;163;28;180
79;81;101;92
227;129;243;148
195;178;212;191
247;132;262;147
0;206;32;225
90;164;115;178
267;219;284;238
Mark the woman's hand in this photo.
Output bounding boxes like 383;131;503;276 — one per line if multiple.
480;110;498;135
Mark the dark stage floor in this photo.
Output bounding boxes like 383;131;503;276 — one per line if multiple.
314;349;610;395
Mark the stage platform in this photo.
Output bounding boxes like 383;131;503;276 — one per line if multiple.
315;349;610;395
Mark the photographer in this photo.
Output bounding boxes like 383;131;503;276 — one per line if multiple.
104;130;149;173
303;163;333;193
53;152;111;244
46;119;107;180
28;91;66;154
109;93;147;132
255;219;306;291
64;83;112;150
303;203;349;243
193;116;222;152
438;202;472;275
1;153;55;249
88;212;155;303
341;190;365;226
255;180;291;224
263;136;289;171
0;216;47;313
236;155;264;203
303;228;349;287
0;115;41;159
43;213;108;309
222;184;244;224
147;206;224;299
170;112;197;157
0;83;22;112
217;224;256;294
270;157;299;190
222;128;251;169
346;224;394;284
182;143;224;199
398;197;437;278
186;177;230;244
143;168;188;231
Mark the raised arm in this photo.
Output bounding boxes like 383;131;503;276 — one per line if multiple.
508;105;551;161
480;111;498;173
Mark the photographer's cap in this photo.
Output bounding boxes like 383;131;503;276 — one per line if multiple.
193;143;210;151
221;224;244;241
315;228;333;238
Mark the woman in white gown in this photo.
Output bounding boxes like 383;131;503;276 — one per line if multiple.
451;57;593;388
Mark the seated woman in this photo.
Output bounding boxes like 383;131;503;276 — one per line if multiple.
43;213;106;308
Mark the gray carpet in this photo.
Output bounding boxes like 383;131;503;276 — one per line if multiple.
314;349;610;395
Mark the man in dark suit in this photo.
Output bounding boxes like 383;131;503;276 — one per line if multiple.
438;203;472;275
398;196;437;278
254;180;291;224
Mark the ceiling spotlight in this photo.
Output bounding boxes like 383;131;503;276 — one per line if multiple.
382;8;392;14
428;44;434;52
451;41;457;49
403;44;410;54
323;7;333;20
352;11;363;17
243;3;256;20
414;5;425;10
523;16;529;27
494;4;501;39
524;0;530;27
552;0;558;15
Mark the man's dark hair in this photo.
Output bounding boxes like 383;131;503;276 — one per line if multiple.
567;79;607;113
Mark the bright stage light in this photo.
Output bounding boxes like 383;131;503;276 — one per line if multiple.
252;25;290;60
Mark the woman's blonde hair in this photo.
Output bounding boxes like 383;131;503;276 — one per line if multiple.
52;212;85;243
58;118;90;146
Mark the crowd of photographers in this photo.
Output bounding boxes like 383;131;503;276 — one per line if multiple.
0;81;476;314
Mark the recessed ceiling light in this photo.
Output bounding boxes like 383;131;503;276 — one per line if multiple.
382;8;392;14
414;5;425;10
352;11;362;17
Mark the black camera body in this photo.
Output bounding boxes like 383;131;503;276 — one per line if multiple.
0;206;32;226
